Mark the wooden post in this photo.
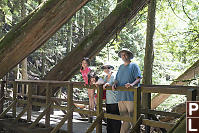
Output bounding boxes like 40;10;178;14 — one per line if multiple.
13;82;17;118
96;85;103;133
141;91;151;133
133;87;141;125
27;83;32;122
45;83;51;127
187;89;197;101
67;82;73;133
0;81;5;114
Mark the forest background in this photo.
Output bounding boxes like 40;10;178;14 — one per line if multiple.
0;0;198;111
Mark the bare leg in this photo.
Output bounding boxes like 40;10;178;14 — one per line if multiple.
88;89;95;110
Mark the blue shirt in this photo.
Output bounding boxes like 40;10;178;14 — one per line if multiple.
115;63;141;101
104;75;118;104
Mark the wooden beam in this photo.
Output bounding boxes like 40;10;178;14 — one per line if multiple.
86;112;104;133
44;0;147;83
27;83;33;122
142;119;174;130
45;83;51;127
151;59;199;109
50;107;73;133
96;85;103;133
141;109;183;118
0;81;5;113
13;82;17;118
67;82;73;132
130;115;144;133
0;0;90;79
13;104;29;123
29;104;51;129
0;100;16;118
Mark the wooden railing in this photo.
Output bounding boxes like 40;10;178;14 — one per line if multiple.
0;80;199;133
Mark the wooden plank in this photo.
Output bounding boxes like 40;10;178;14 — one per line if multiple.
74;108;97;116
142;119;174;130
141;109;183;118
29;104;51;129
67;82;73;133
151;59;199;109
0;81;5;113
133;87;141;124
187;88;197;101
13;104;29;122
86;112;104;133
130;115;144;133
27;83;33;122
13;82;17;118
96;85;103;133
50;108;73;133
45;83;51;127
0;100;16;118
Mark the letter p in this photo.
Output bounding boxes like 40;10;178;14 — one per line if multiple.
189;103;199;115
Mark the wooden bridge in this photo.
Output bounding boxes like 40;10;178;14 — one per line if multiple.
0;80;198;133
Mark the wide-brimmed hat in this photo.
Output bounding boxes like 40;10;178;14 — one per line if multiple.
118;48;134;59
101;63;114;70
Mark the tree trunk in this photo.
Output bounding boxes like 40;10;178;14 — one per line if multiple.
21;0;28;80
142;0;156;107
0;0;90;79
44;0;147;81
142;1;156;132
151;59;199;109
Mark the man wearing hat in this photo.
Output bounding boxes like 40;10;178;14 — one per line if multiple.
112;48;141;133
102;63;121;133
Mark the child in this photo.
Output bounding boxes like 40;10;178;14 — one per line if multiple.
88;71;105;107
80;57;94;110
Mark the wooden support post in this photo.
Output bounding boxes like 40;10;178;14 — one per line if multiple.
13;82;17;118
86;112;104;133
27;83;33;122
141;90;151;133
130;114;144;133
133;87;141;125
45;83;51;127
50;108;72;133
0;81;5;114
14;104;29;122
67;82;73;133
0;100;16;118
187;89;197;101
96;85;103;133
29;104;51;129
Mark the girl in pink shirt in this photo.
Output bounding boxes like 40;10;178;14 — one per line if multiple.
80;57;94;110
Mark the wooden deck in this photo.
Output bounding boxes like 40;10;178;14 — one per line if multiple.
1;107;107;133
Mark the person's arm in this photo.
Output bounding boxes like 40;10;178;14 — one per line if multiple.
125;77;141;88
112;80;118;91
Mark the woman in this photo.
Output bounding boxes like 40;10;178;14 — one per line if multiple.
102;63;121;133
80;57;94;110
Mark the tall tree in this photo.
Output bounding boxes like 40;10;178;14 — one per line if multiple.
21;0;28;80
142;0;156;131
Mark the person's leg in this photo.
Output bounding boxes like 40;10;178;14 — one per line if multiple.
118;101;130;133
88;89;95;110
125;101;134;131
111;103;121;133
106;104;112;133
